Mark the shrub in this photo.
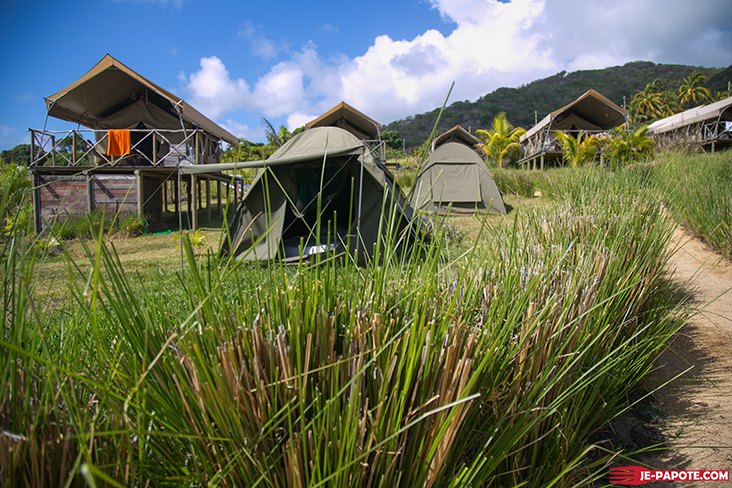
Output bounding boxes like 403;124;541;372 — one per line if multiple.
0;160;31;226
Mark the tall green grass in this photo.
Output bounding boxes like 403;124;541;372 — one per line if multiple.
653;150;732;257
1;166;683;486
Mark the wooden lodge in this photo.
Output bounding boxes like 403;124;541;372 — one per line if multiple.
518;89;628;169
647;95;732;152
28;55;242;233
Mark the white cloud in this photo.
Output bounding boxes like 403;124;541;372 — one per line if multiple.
319;23;340;34
181;56;251;120
181;44;342;127
181;0;732;137
286;112;317;130
338;0;555;123
220;119;253;141
238;21;279;60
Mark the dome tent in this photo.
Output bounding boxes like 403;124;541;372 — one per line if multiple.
409;141;506;215
220;126;416;262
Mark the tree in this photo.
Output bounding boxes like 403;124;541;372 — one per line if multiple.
475;112;526;168
630;80;671;124
0;159;31;224
678;72;711;110
276;125;293;145
0;144;33;166
381;129;406;159
554;131;601;167
603;126;655;166
554;131;582;167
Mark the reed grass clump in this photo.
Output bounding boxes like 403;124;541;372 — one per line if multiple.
1;166;681;486
653;150;732;257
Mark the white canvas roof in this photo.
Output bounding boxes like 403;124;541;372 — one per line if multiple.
521;89;628;141
45;54;238;145
305;102;381;140
647;96;732;134
432;125;481;151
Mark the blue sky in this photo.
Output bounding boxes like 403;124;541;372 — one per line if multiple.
1;0;731;151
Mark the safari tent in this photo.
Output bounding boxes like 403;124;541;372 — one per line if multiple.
219;126;415;262
305;101;381;141
28;54;239;233
409;140;506;215
647;95;732;152
519;89;628;169
431;125;481;151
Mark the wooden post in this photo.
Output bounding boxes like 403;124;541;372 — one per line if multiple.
72;131;77;165
195;131;201;166
174;176;179;216
206;178;211;223
540;153;544;171
225;180;231;210
31;172;42;233
51;135;56;166
85;171;94;211
30;131;35;166
191;175;198;231
135;170;143;219
163;179;168;212
217;180;222;215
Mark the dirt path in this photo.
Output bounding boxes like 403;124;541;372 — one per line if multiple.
645;228;732;486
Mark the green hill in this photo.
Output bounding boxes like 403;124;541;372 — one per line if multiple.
384;61;729;150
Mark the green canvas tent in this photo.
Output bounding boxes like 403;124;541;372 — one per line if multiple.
220;126;415;261
409;142;506;215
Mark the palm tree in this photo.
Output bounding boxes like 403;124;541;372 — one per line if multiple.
678;72;712;110
605;126;655;166
555;131;601;167
475;112;526;167
554;131;581;167
630;80;671;123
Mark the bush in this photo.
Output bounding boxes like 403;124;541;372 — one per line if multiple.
0;160;31;226
46;209;147;240
492;168;541;197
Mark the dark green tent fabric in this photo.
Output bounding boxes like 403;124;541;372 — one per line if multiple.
409;142;506;214
220;126;414;261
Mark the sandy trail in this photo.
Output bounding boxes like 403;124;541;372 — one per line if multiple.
645;228;732;486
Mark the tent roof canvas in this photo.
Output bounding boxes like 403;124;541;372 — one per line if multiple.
305;102;381;140
522;89;628;141
221;126;413;261
45;54;238;145
432;125;481;150
648;95;732;134
410;141;506;215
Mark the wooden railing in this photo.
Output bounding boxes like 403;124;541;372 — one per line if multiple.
28;128;222;168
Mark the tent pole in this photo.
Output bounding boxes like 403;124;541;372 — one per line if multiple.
206;178;211;223
356;147;365;258
191;175;198;231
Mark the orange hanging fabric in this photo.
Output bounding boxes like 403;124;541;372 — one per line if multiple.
107;129;131;156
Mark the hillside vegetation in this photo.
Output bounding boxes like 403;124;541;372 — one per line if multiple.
385;61;728;149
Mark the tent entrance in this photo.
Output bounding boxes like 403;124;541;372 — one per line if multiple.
280;158;357;259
